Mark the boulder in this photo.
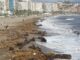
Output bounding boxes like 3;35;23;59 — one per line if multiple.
38;37;47;42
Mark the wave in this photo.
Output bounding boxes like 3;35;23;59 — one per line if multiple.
37;15;80;60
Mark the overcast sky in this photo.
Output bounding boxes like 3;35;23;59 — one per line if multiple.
32;0;80;3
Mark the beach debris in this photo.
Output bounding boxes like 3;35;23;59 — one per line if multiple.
11;49;47;60
46;52;55;60
46;52;72;60
36;24;42;26
29;45;41;51
53;54;71;59
37;31;46;36
47;54;71;60
9;47;14;51
38;37;47;42
16;42;23;49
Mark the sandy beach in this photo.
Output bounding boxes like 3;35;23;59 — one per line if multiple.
0;15;46;60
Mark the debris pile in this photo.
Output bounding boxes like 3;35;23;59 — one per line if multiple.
11;49;47;60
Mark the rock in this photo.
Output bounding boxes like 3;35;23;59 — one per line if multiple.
73;31;80;36
9;47;14;51
38;37;47;42
16;43;23;49
53;54;71;59
37;24;42;26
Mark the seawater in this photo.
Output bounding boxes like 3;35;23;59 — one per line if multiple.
37;15;80;60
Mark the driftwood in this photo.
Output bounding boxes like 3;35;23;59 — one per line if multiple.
48;54;71;60
37;24;42;26
53;54;71;59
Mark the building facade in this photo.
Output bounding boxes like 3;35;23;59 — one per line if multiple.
0;0;15;15
31;2;43;12
15;0;31;10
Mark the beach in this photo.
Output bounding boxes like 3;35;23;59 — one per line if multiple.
0;15;73;60
0;15;47;60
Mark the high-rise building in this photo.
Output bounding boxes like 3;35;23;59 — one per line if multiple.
15;0;31;10
9;0;14;15
0;0;15;15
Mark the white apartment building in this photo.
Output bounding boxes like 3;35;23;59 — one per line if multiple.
43;3;53;13
52;3;60;11
0;0;4;14
31;2;43;12
0;0;15;15
15;0;31;10
15;0;43;12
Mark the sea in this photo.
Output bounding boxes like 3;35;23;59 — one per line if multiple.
36;15;80;60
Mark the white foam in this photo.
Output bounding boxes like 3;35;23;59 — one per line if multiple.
37;15;80;60
66;18;74;21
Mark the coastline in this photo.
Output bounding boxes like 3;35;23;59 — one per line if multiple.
0;15;48;60
0;15;72;60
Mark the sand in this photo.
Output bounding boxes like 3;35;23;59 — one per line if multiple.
0;15;42;60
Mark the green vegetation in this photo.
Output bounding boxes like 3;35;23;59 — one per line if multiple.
14;9;41;16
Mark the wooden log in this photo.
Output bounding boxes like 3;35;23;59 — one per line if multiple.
53;54;71;59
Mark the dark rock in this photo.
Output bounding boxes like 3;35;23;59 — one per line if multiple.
73;31;80;36
38;37;47;42
16;43;23;46
16;43;23;49
9;47;14;51
53;54;71;59
37;24;42;26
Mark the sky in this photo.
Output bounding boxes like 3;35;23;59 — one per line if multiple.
32;0;80;3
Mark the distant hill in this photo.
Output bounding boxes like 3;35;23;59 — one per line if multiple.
32;0;80;3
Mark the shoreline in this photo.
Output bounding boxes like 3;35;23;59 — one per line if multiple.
0;15;48;60
0;15;72;60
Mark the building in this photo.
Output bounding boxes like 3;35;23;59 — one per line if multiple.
15;0;43;12
9;0;14;15
44;3;53;13
0;0;4;15
0;0;15;15
52;3;60;12
31;2;43;12
15;0;31;10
